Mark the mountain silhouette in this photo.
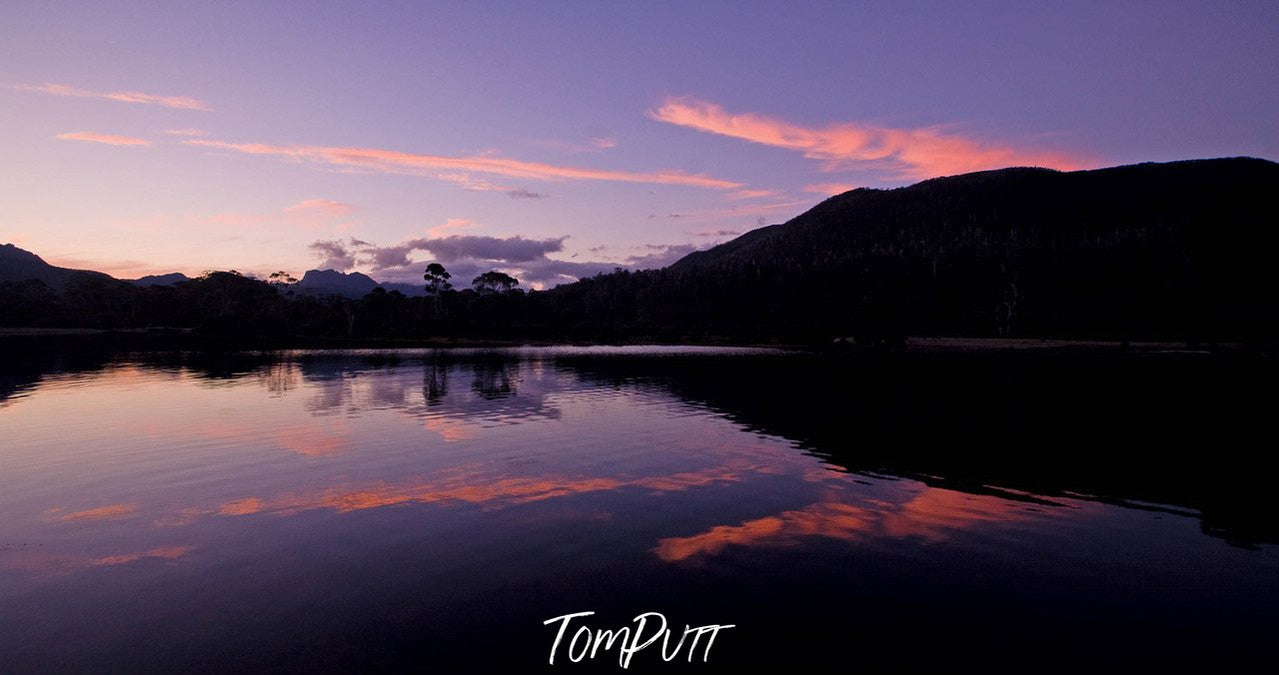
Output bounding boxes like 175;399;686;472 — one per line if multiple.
296;269;380;298
0;243;114;291
130;273;191;286
3;157;1278;343
549;157;1279;342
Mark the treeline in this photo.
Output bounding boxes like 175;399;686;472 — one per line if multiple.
0;264;846;343
0;271;559;342
3;158;1277;345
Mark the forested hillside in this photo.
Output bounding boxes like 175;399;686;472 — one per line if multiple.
545;158;1279;343
3;158;1276;345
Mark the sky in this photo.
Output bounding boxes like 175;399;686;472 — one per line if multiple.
2;1;1276;288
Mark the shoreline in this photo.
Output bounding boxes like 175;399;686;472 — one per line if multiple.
0;327;1258;355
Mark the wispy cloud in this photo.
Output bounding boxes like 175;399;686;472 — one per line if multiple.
55;131;150;146
727;188;782;200
163;128;208;137
651;199;808;223
506;188;547;200
426;217;477;237
689;229;743;238
184;138;743;190
804;182;857;196
433;172;514;193
17;82;210;110
651;96;1085;179
527;135;618;154
284;199;354;217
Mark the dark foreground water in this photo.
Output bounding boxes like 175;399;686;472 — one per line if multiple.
1;346;1277;672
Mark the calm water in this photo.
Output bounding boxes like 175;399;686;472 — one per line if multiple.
1;347;1276;671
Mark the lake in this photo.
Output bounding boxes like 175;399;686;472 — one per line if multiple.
2;346;1277;671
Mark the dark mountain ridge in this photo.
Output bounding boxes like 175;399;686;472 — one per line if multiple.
130;273;191;286
3;157;1277;343
0;243;114;291
549;157;1279;342
297;269;380;298
0;245;398;299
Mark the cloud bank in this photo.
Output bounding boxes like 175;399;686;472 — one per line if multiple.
307;233;700;288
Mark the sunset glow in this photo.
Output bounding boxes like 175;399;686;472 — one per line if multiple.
2;2;1275;284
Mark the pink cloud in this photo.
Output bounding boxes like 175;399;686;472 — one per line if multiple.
804;182;857;196
727;188;782;200
56;131;150;146
427;217;477;237
651;96;1087;179
18;82;210;110
284;198;354;217
163;128;208;137
184;138;743;189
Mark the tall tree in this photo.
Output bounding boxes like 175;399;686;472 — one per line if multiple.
423;263;453;295
472;270;519;294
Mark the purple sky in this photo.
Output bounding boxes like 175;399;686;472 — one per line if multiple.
2;1;1276;287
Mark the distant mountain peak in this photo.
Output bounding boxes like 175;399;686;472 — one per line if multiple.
1;243;47;264
297;268;381;298
129;272;190;286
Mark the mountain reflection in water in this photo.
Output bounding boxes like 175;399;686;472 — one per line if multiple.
1;347;1276;671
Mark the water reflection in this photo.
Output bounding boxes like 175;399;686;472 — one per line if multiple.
557;350;1279;546
1;347;1277;670
3;348;1277;546
1;544;194;575
653;486;1063;563
286;354;562;428
423;360;447;406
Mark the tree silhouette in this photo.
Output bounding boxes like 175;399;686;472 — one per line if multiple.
268;270;297;285
472;270;519;294
423;263;453;295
